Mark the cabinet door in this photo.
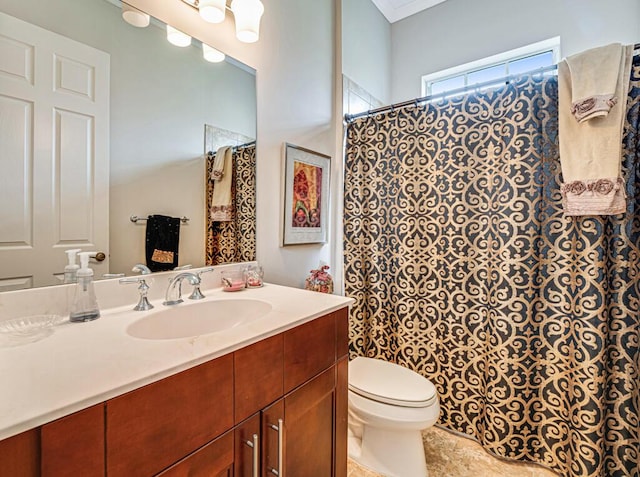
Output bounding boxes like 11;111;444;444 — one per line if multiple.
284;311;336;393
159;430;233;477
234;414;261;477
234;334;283;425
264;366;336;477
261;399;284;477
106;354;233;476
41;404;105;477
336;308;349;360
335;357;348;477
0;429;39;477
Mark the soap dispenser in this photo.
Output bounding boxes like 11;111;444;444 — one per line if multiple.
70;251;100;322
63;249;81;284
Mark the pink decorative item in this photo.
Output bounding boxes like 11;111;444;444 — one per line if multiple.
221;270;245;292
305;265;333;293
245;264;264;288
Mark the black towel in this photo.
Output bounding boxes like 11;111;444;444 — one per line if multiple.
145;215;180;272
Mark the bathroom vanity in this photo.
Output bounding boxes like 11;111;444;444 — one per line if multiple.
0;282;352;476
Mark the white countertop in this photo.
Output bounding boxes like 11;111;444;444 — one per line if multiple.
0;283;353;441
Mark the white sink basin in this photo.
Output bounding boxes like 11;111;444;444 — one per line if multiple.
126;299;272;340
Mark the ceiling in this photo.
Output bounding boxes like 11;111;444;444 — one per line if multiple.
370;0;449;23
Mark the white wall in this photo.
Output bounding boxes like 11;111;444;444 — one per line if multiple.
391;0;640;102
0;0;257;275
130;0;337;288
342;0;391;105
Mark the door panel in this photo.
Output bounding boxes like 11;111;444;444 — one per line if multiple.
0;94;33;249
0;11;109;289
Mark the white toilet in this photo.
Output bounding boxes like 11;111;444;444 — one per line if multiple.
348;357;440;477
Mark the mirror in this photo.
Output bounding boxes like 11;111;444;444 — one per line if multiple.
0;0;257;290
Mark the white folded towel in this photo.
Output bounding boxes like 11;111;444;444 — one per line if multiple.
566;43;625;123
210;146;233;222
558;44;633;216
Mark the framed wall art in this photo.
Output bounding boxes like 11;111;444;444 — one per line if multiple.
282;143;331;245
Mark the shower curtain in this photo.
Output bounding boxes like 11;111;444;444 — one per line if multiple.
206;142;257;264
344;57;640;477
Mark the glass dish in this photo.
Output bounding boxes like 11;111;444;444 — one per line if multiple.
221;270;246;292
0;314;67;347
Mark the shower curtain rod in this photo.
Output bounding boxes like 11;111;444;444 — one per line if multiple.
206;140;256;156
344;65;558;122
345;43;640;123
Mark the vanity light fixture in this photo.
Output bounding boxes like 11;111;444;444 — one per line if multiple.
203;44;226;63
166;25;192;47
121;2;150;28
181;0;264;43
230;0;264;43
199;0;226;23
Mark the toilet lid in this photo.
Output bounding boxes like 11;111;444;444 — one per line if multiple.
349;357;437;408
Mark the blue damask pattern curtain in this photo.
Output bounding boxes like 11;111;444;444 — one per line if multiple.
344;57;640;477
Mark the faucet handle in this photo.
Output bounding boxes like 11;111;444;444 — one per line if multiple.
132;263;151;275
189;267;214;300
119;277;154;311
174;264;193;271
196;266;215;279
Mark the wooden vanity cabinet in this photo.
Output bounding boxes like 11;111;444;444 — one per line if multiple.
106;353;234;476
41;404;105;477
234;308;349;477
0;307;349;477
158;430;234;477
0;404;105;477
234;414;261;477
0;428;39;477
262;367;336;476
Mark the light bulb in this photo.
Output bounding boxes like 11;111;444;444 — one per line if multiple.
166;25;192;47
230;0;264;43
199;0;226;24
203;44;225;63
122;3;150;28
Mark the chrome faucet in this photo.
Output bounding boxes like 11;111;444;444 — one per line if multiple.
164;272;201;306
132;263;152;275
119;277;154;311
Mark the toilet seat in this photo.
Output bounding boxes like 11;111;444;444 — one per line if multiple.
349;357;437;408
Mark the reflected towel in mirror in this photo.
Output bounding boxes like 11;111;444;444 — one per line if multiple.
210;146;234;221
145;215;181;271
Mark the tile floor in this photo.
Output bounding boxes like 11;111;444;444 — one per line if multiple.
347;426;559;477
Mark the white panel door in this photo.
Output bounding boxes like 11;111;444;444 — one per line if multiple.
0;12;109;290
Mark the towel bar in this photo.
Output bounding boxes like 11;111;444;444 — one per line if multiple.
130;215;190;224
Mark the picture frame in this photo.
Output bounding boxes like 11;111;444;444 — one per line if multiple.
282;143;331;245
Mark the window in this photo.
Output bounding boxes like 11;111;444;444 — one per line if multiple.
422;37;560;97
